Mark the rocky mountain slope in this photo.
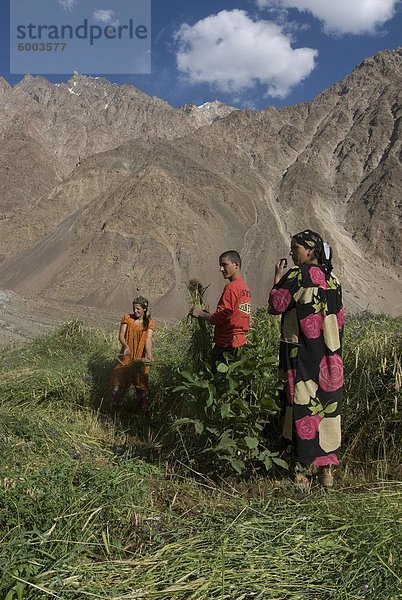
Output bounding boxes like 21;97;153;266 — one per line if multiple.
0;49;401;316
0;73;235;260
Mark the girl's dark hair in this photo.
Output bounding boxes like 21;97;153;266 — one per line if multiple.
292;229;333;273
132;296;151;328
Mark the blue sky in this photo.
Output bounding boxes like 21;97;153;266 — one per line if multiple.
1;0;401;109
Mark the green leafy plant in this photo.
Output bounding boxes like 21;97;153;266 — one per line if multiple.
173;339;284;474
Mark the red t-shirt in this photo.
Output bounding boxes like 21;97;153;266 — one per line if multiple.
208;277;251;347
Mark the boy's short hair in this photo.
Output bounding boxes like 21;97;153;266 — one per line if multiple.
219;250;242;267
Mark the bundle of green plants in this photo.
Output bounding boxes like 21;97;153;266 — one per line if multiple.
172;308;401;478
342;312;401;479
185;278;213;369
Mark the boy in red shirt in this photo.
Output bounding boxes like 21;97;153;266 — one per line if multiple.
191;250;251;363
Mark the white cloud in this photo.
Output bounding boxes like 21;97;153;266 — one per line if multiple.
93;9;116;25
256;0;400;34
175;10;317;98
59;0;76;12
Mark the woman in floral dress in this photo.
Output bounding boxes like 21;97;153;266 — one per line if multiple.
268;230;344;488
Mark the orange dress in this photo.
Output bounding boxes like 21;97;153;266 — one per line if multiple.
110;314;155;391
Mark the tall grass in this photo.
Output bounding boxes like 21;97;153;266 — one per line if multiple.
342;312;401;479
0;313;401;598
0;313;400;475
0;321;114;407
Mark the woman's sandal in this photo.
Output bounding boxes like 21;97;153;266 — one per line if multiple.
318;467;334;488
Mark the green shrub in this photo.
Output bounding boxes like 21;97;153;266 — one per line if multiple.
172;311;283;474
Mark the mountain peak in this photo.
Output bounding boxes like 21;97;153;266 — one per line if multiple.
356;47;402;73
181;100;237;125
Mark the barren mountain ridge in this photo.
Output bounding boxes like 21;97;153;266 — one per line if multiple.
0;49;401;317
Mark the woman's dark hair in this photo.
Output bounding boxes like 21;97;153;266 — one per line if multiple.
132;296;151;328
292;230;333;273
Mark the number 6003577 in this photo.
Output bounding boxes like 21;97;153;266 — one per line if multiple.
17;42;67;51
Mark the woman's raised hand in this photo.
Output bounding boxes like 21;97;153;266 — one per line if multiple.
274;258;288;284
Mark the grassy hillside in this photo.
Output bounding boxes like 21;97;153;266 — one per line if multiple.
0;314;401;598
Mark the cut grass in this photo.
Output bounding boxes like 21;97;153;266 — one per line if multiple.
2;464;401;598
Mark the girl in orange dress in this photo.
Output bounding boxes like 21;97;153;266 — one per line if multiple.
110;296;155;412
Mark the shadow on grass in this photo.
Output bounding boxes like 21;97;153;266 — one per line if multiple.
86;351;184;463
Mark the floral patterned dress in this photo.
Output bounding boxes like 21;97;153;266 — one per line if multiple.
268;264;344;467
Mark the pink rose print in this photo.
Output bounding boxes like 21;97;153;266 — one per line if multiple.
319;354;344;392
295;414;322;440
336;308;344;329
309;266;328;289
269;288;292;314
300;312;324;339
285;369;296;404
312;453;340;467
